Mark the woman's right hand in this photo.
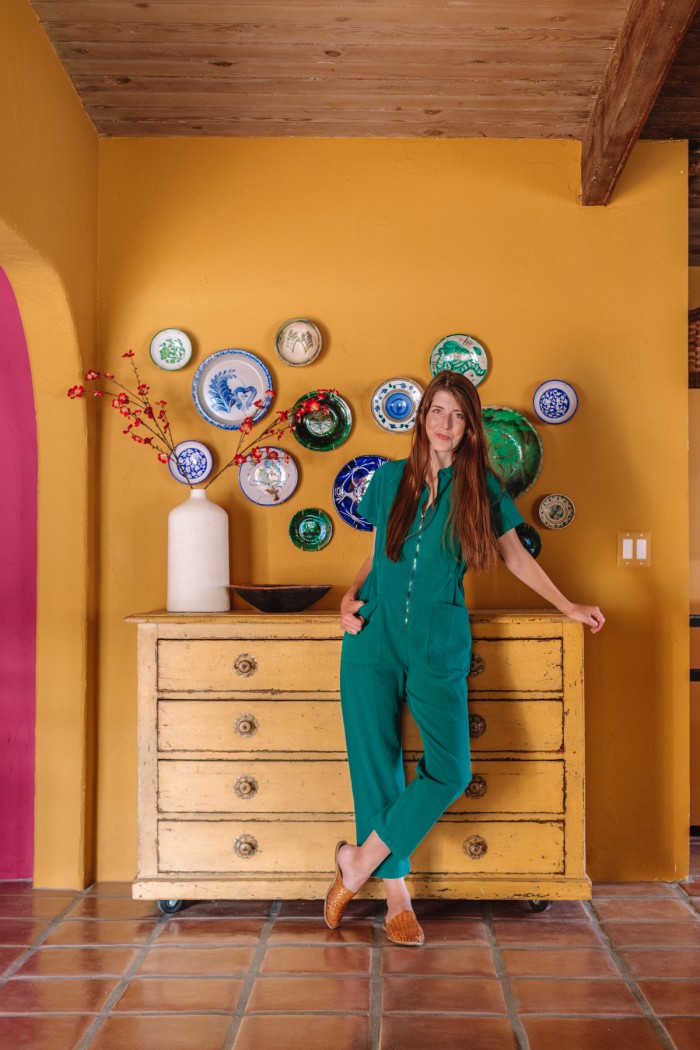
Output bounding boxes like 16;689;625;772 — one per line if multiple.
340;593;367;634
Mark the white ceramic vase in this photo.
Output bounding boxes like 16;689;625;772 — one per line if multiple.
167;488;230;612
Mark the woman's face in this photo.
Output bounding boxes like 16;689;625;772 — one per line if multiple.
424;389;467;461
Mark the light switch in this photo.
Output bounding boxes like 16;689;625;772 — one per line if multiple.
618;532;651;567
622;538;634;560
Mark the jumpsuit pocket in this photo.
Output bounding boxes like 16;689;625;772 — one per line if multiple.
428;602;472;674
341;598;382;664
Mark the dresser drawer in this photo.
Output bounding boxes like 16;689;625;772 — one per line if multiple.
406;701;563;753
157;817;564;875
158;700;346;752
157;638;340;693
158;758;564;816
469;637;563;694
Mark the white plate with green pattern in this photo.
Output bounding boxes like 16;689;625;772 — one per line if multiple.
430;334;488;386
149;328;193;371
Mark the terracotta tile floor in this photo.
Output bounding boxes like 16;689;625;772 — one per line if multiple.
0;842;699;1050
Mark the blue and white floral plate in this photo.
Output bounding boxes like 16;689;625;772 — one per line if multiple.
430;334;488;386
149;328;193;371
275;318;323;367
239;447;299;506
192;349;273;430
168;440;214;485
371;378;423;432
533;380;578;424
333;455;389;530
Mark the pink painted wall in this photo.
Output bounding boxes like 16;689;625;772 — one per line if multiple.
0;266;37;878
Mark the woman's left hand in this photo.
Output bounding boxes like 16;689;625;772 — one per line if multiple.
565;603;605;633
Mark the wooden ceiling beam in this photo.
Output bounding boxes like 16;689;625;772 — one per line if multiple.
580;0;699;206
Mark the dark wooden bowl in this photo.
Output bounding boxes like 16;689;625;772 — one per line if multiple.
228;584;332;613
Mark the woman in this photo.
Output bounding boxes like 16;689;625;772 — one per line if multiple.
324;370;605;946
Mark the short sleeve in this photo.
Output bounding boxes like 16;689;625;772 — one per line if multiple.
487;473;524;537
357;466;384;526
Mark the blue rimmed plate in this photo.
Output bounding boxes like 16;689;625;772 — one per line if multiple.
533;380;578;424
149;328;193;371
192;349;273;431
430;334;488;386
333;455;389;530
168;440;213;484
371;378;423;433
238;447;299;507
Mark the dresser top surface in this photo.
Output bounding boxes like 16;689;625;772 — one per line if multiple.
126;609;576;625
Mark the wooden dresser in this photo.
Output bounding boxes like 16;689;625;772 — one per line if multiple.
127;610;589;909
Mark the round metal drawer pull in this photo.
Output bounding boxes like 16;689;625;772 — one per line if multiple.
469;652;485;677
465;774;488;799
469;713;487;739
233;653;258;678
463;834;488;859
233;834;259;859
234;775;259;800
234;713;259;738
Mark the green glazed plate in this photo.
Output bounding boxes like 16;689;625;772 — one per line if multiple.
292;390;352;452
482;406;543;498
430;334;488;386
516;522;542;560
289;507;333;551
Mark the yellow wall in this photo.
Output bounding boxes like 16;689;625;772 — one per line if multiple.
0;0;98;887
689;267;700;824
96;137;689;881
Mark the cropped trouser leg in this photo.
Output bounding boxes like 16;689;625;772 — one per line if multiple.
339;658;472;880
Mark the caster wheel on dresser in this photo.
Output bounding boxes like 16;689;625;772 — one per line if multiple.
158;899;184;915
529;899;551;913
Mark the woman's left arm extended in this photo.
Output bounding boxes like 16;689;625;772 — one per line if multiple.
497;528;605;634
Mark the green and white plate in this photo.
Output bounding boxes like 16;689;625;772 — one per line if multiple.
292;390;352;452
275;318;323;367
149;328;193;371
289;507;333;551
539;493;575;530
430;334;488;386
482;406;543;498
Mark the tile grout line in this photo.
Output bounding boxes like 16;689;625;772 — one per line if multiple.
482;903;530;1050
0;886;94;986
74;910;177;1049
221;898;283;1050
586;897;678;1050
369;917;384;1050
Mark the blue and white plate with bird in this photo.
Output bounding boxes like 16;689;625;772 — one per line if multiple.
333;455;389;530
192;349;273;430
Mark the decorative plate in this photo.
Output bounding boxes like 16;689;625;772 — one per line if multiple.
539;493;576;530
238;447;299;506
275;318;323;367
289;507;333;551
371;378;423;432
192;349;273;431
333;455;389;530
533;380;578;424
482;406;543;498
291;390;352;452
516;523;542;559
430;334;489;386
168;440;213;485
149;328;193;371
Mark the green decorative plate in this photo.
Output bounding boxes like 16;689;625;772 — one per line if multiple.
430;334;488;386
289;507;333;551
482;406;543;498
292;390;352;452
516;523;542;559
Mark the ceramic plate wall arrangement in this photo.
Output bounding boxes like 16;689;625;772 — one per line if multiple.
168;440;214;485
430;334;489;386
371;378;423;432
333;455;389;530
539;493;575;530
516;522;542;559
289;507;333;551
239;447;299;506
291;389;352;451
533;380;578;424
275;318;323;367
482;406;543;498
149;328;193;371
192;349;273;430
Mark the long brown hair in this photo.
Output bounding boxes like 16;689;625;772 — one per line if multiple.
385;371;501;571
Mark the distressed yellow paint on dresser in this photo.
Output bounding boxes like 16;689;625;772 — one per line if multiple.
128;611;589;903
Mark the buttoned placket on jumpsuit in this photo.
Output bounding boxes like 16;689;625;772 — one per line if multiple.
339;458;523;880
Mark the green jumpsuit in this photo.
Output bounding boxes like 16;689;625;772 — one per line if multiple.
340;458;523;879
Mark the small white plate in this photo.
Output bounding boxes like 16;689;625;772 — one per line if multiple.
539;493;576;529
533;380;578;424
192;349;273;430
168;440;213;484
239;447;299;506
275;318;323;366
149;328;193;371
371;378;423;432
